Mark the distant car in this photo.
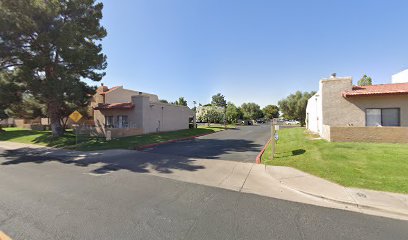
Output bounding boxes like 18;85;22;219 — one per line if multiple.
285;120;299;125
256;119;265;124
241;120;253;125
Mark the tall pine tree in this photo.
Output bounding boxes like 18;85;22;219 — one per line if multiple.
0;0;107;136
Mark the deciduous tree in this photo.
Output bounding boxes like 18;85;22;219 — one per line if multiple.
278;91;315;126
357;75;372;86
240;103;263;120
175;97;187;106
262;105;279;120
226;102;239;123
211;93;226;107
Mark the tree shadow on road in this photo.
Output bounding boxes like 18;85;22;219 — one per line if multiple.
0;139;262;175
142;139;263;160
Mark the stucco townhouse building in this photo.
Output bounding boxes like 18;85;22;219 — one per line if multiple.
306;70;408;143
90;85;194;138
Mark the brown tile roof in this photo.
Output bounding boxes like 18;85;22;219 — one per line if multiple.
342;83;408;97
99;86;120;95
93;102;134;110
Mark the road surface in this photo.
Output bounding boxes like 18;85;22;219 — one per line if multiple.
143;125;271;162
0;146;407;240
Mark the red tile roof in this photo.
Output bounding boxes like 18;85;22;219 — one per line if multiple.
93;102;134;110
99;86;120;95
342;83;408;97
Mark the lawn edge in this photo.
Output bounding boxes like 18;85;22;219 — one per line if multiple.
256;138;271;164
134;131;221;150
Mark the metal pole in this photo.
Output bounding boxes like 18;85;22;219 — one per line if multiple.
193;101;197;128
224;105;227;129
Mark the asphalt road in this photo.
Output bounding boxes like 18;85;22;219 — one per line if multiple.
0;147;407;240
143;125;271;162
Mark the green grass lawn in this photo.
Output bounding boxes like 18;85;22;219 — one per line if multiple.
261;128;408;194
0;128;76;148
0;126;230;151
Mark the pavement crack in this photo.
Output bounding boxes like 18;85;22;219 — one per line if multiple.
239;163;254;192
217;163;238;186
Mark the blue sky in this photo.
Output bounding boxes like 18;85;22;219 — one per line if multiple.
99;0;408;108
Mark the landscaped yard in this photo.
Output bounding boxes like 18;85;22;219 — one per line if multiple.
0;125;232;151
261;127;408;194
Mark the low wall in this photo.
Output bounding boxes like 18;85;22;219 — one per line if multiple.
326;125;408;144
321;125;331;141
108;128;143;138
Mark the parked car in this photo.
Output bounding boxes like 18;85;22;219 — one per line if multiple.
285;120;300;125
241;120;253;125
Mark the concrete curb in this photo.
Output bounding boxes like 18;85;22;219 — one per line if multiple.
135;132;214;150
256;138;271;164
268;168;408;220
286;185;408;219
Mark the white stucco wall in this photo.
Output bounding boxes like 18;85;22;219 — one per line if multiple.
392;69;408;83
306;90;322;135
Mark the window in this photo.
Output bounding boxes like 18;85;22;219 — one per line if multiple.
116;115;128;128
366;108;400;127
105;116;114;128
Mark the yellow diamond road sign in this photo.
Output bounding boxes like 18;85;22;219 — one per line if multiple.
69;110;83;123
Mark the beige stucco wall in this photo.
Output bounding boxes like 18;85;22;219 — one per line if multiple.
321;78;362;127
321;124;331;141
93;108;141;134
347;95;408;127
321;78;408;127
107;128;143;138
145;102;193;134
105;87;159;103
327;126;408;144
92;95;194;137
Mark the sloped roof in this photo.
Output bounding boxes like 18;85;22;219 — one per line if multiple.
93;102;134;110
99;86;121;95
342;83;408;97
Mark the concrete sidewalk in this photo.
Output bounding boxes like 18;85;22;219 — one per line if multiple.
266;166;408;220
1;141;407;221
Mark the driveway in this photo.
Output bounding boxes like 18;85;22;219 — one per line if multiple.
143;124;271;162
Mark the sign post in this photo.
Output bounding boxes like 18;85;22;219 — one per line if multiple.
69;111;83;145
271;119;279;160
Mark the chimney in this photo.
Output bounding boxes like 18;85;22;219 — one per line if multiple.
97;83;108;93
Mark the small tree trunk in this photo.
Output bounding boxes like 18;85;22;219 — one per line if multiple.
49;104;64;137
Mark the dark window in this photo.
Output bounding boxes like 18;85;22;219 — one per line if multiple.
116;115;128;128
366;108;400;127
105;116;114;128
